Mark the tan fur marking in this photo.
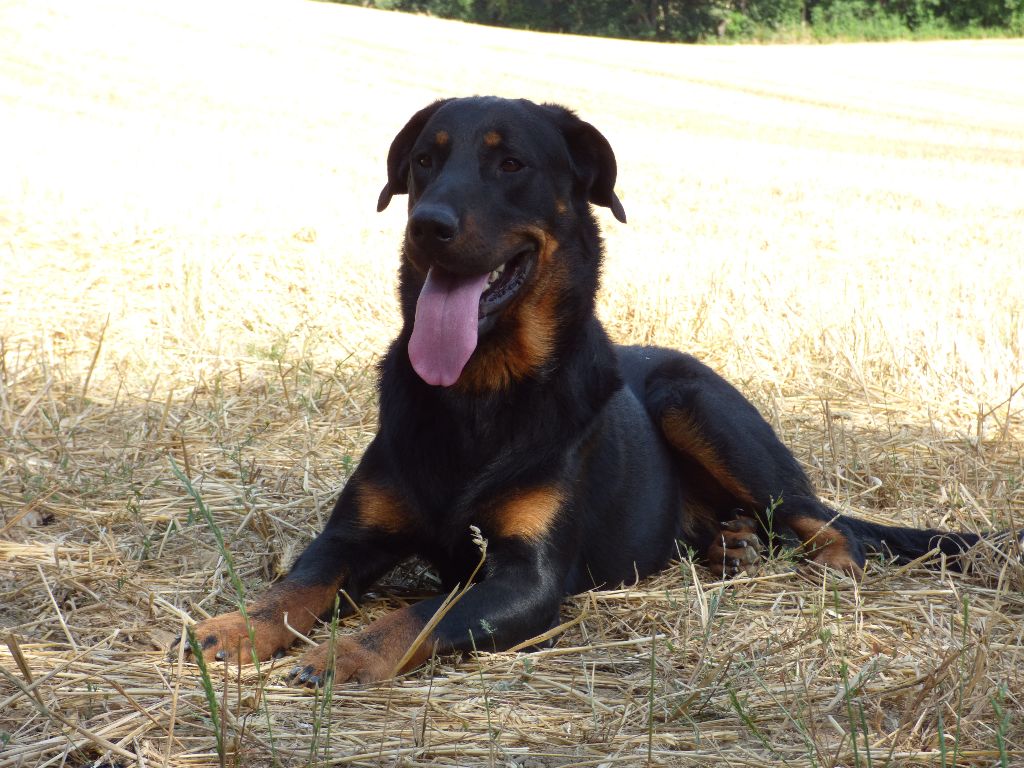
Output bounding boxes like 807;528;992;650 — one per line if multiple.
555;199;568;215
187;577;344;665
494;487;564;541
456;232;560;393
360;607;432;674
484;130;502;147
661;410;757;505
787;515;862;576
256;580;344;628
434;130;449;146
290;606;432;684
356;482;410;533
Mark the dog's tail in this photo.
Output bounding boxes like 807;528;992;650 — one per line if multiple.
835;513;1020;571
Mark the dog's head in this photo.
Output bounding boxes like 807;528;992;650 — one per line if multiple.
378;96;626;389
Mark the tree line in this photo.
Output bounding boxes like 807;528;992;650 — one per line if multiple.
337;0;1024;42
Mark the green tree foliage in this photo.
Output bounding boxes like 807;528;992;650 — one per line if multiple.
340;0;1024;41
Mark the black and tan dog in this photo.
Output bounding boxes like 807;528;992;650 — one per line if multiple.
181;96;1001;686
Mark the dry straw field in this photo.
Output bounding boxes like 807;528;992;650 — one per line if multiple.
2;0;1024;765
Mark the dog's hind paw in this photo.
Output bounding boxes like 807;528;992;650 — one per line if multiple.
707;517;762;578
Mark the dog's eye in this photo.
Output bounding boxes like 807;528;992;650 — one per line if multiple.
500;158;524;173
416;154;433;169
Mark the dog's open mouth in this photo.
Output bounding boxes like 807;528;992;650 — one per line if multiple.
407;244;537;387
479;247;536;320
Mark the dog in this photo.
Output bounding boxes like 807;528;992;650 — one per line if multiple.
179;96;1000;687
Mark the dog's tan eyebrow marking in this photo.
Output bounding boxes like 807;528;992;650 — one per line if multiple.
434;130;449;146
483;130;502;147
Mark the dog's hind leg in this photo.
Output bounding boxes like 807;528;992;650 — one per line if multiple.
643;352;867;577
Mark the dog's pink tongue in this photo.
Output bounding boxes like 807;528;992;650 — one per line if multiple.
408;267;489;387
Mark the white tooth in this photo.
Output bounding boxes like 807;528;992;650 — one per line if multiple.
487;263;506;285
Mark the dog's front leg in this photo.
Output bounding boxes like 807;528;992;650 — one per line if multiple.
176;444;414;666
285;534;566;687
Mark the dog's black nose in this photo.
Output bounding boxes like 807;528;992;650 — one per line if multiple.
408;204;459;246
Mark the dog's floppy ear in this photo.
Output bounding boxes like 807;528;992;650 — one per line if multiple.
377;99;453;213
544;104;627;224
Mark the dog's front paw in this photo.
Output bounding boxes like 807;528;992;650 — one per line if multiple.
173;611;292;665
285;637;392;687
707;517;762;577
